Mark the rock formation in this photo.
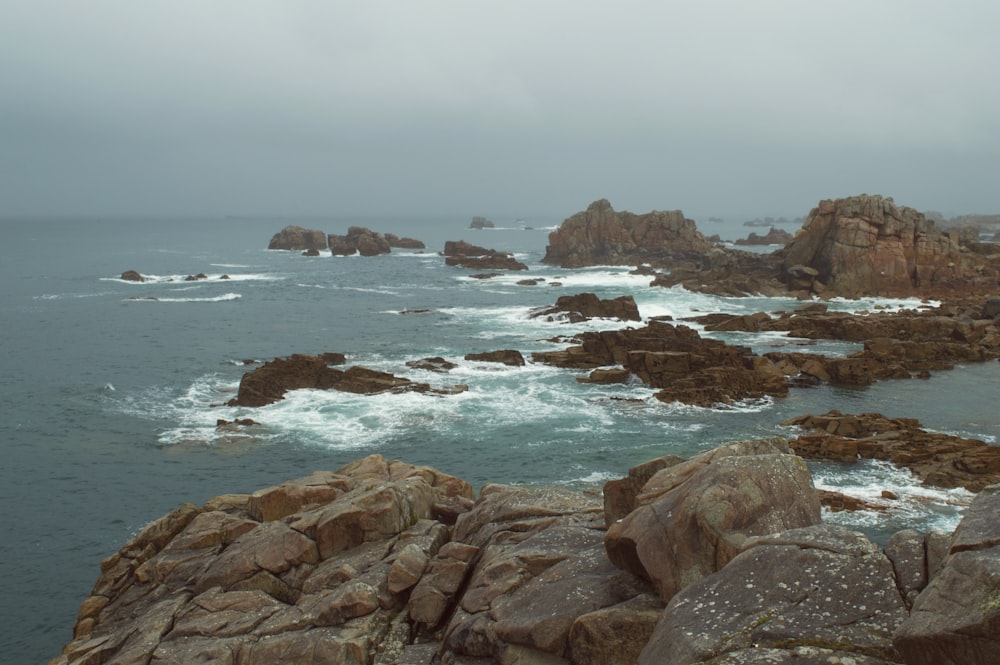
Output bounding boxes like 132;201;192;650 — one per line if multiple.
225;354;466;407
384;234;425;250
530;293;642;322
463;350;525;366
54;445;1000;665
894;486;1000;663
734;226;794;246
780;194;1000;298
441;240;528;271
268;225;328;251
328;227;392;256
532;320;790;407
784;411;1000;492
469;216;494;229
543;199;713;268
120;270;145;282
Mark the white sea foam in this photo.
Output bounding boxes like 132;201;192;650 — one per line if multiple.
104;272;278;284
811;459;973;533
125;293;242;303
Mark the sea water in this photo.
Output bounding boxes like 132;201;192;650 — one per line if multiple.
1;215;997;663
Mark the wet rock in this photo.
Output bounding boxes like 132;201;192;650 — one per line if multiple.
463;349;525;366
384;233;425;249
894;485;1000;664
120;269;145;282
531;292;641;322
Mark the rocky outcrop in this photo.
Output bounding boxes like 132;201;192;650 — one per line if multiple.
894;486;1000;664
532;320;790;407
530;293;642;322
329;227;392;256
734;226;794;246
780;194;1000;298
441;240;528;271
640;525;908;664
605;438;821;603
469;216;494;229
49;444;1000;665
225;354;466;407
384;234;425;250
684;298;1000;386
268;225;328;251
784;411;1000;492
463;349;525;366
120;269;145;282
543;199;713;268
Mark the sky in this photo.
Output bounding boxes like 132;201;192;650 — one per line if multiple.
2;1;999;221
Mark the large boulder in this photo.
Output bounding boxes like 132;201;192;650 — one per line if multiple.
780;194;1000;298
268;225;328;251
894;485;1000;664
441;240;528;270
543;199;713;268
604;438;822;603
733;226;794;246
328;226;391;256
639;525;908;665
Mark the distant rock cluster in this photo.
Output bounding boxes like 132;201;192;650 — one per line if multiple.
267;225;426;256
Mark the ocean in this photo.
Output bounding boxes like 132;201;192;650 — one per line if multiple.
2;215;997;664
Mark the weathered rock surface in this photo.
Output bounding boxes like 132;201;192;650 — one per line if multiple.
780;194;1000;298
329;226;392;256
543;199;714;268
226;354;466;407
605;438;821;603
639;525;908;665
533;319;790;406
784;410;1000;491
530;292;641;322
894;485;1000;664
384;233;425;250
49;446;1000;665
442;239;528;271
268;225;329;251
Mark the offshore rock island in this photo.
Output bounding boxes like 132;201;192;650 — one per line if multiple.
53;193;1000;665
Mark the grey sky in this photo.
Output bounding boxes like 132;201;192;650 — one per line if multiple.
2;1;998;220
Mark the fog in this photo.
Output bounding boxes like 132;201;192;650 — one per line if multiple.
2;1;998;220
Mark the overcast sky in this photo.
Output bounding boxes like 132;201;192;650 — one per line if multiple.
2;1;998;220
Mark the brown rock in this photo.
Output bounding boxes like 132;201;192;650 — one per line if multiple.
733;227;794;246
639;525;907;665
604;438;821;602
329;226;392;256
384;233;426;249
781;194;1000;298
120;269;145;282
894;486;1000;664
543;199;713;268
463;349;525;366
268;225;328;251
785;410;1000;491
531;293;642;322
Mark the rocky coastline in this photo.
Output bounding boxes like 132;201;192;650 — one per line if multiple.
50;441;1000;664
56;196;1000;664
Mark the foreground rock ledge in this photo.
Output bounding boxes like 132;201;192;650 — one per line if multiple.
51;446;1000;665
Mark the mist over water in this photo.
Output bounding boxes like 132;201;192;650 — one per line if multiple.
1;215;997;663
